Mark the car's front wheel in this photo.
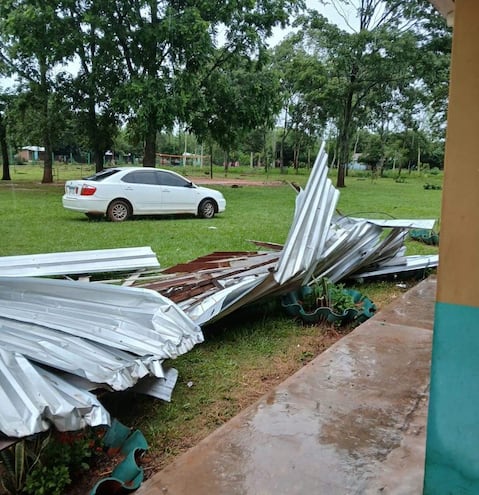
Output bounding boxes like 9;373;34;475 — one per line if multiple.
107;199;132;222
198;199;216;219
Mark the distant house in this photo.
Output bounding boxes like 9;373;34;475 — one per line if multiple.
348;161;368;171
18;146;46;162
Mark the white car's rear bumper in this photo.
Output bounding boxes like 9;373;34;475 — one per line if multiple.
62;195;109;214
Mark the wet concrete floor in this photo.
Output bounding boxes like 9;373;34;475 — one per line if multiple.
138;277;436;495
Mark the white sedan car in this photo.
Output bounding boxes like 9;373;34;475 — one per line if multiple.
62;167;226;222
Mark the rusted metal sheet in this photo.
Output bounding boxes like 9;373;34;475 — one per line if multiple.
161;251;264;273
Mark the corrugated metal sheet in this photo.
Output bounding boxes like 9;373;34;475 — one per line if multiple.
0;247;160;277
275;143;339;285
0;349;109;437
0;277;203;438
349;218;437;230
350;254;440;279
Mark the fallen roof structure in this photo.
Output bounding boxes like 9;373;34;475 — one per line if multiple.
0;142;439;440
132;143;438;325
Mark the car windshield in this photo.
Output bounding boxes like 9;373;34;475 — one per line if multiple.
83;169;121;181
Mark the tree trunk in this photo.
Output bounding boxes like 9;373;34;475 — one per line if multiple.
93;149;103;172
336;56;360;188
336;127;351;188
0;113;10;181
87;101;104;172
143;110;157;167
209;144;213;179
224;150;229;177
42;135;54;183
336;91;355;188
280;107;289;174
293;142;301;170
40;60;53;184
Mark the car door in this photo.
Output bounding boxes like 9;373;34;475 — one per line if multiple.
156;170;197;213
120;170;163;213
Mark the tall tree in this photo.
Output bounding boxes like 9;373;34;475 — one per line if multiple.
0;0;74;183
294;0;449;187
63;0;121;171
96;0;303;167
273;36;329;171
188;51;283;171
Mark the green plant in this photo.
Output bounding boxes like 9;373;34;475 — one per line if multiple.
0;434;50;495
24;465;70;495
0;429;105;495
0;442;27;495
302;278;355;314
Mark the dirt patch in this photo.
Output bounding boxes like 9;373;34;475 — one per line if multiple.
191;177;286;187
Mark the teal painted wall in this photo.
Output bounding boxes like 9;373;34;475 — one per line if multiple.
424;302;479;494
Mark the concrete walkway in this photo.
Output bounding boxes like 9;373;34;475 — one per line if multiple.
138;277;436;495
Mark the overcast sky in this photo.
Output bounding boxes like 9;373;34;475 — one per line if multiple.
268;0;354;46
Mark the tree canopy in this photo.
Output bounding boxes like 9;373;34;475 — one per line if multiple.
0;0;450;183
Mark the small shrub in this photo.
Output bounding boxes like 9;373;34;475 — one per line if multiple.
423;183;442;190
0;428;105;495
24;465;70;495
302;278;355;314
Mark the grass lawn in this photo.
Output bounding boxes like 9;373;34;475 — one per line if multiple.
0;162;442;492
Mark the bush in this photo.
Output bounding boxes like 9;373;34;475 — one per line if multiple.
24;466;70;495
0;428;105;495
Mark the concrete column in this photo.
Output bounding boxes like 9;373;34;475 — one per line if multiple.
424;0;479;492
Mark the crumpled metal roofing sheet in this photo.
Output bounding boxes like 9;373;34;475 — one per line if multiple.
1;143;439;439
274;143;339;285
0;277;202;358
350;218;436;230
0;349;109;437
135;144;438;325
0;247;160;277
350;254;439;279
0;277;203;437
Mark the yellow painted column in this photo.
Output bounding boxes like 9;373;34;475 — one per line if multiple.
436;0;479;307
424;0;479;492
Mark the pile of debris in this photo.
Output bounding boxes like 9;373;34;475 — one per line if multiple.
0;143;438;442
133;144;438;326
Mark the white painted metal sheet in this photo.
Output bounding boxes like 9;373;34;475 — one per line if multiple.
0;247;160;277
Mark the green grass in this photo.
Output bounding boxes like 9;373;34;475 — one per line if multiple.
0;182;297;267
1;163;442;492
1;163;441;263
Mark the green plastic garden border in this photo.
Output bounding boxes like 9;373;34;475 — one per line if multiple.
409;228;440;246
281;286;376;325
90;419;149;495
